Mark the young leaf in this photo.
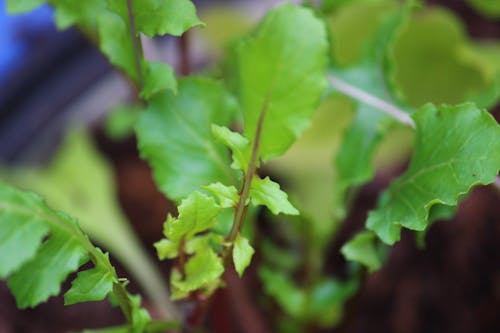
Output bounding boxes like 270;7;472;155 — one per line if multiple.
164;191;221;241
238;4;328;160
106;0;203;37
171;248;224;294
250;177;299;216
154;239;178;260
367;103;500;244
341;231;383;272
141;61;177;99
201;182;239;208
65;265;114;305
211;124;250;171
136;77;238;202
233;233;255;277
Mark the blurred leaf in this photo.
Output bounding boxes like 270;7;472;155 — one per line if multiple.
233;234;254;277
141;61;177;99
467;0;500;19
6;0;45;13
105;105;141;140
341;231;383;272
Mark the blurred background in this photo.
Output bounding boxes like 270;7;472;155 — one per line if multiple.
0;0;499;332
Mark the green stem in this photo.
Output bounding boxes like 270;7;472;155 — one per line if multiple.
126;0;144;89
227;100;268;244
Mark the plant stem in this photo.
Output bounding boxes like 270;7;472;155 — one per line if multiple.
179;31;191;75
126;0;144;89
327;75;415;128
227;100;268;244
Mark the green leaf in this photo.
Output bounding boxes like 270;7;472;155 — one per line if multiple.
172;248;224;294
367;103;500;244
332;2;413;205
467;0;500;19
259;267;306;318
164;191;220;242
6;0;45;13
136;77;238;202
250;177;299;216
106;0;204;37
98;11;137;80
154;239;178;260
341;231;383;272
0;182;116;308
211;125;250;171
105;105;141;140
52;0;106;30
238;4;328;160
201;182;239;208
140;61;177;99
65;265;114;305
233;234;254;277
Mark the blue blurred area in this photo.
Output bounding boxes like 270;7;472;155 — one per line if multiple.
0;0;54;81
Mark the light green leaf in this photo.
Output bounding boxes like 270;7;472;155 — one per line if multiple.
154;239;178;260
136;77;238;202
141;61;177;99
202;182;239;208
467;0;500;19
250;177;299;216
6;0;45;13
164;191;220;241
341;231;383;272
238;4;328;160
367;103;500;244
172;248;224;294
64;265;114;305
233;234;254;277
105;104;141;140
52;0;106;30
98;11;137;80
106;0;204;37
211;125;250;171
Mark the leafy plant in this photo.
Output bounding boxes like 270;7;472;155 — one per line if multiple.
1;0;500;332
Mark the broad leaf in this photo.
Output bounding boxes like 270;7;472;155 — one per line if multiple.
367;103;500;244
106;0;203;37
238;4;328;160
136;77;238;202
65;265;114;305
233;233;254;277
250;177;299;216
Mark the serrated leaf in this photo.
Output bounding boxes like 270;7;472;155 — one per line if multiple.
0;183;117;308
233;234;254;277
202;182;239;208
141;61;177;99
164;192;220;241
341;231;383;272
136;77;238;202
250;177;299;216
172;248;223;294
154;239;178;260
367;103;500;244
211;125;250;171
65;266;114;305
6;0;45;13
106;0;203;37
331;2;413;206
238;4;328;161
